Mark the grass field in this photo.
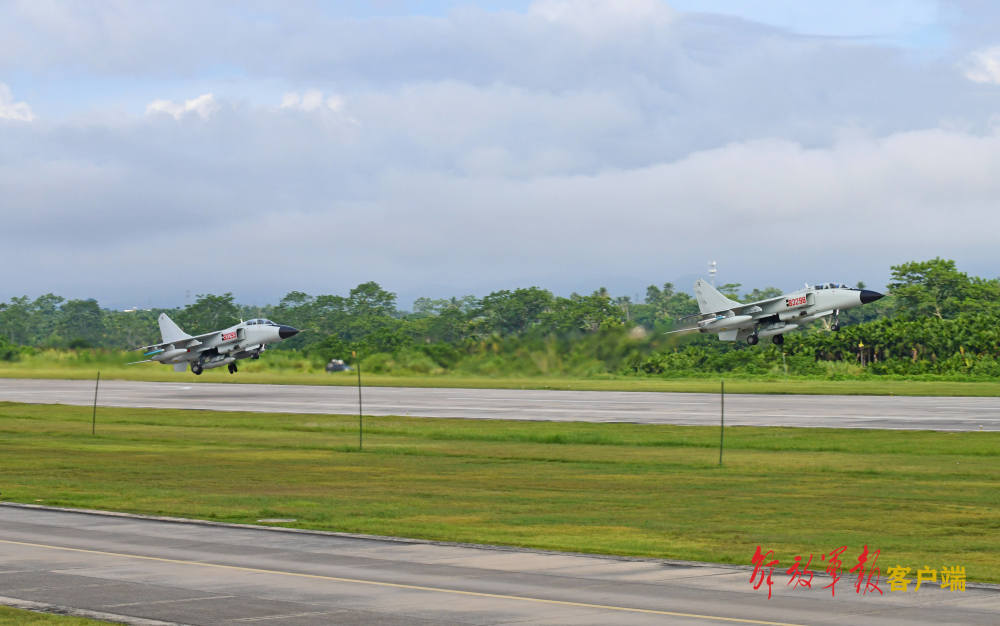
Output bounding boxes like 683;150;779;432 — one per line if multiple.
1;402;997;583
0;606;107;625
5;357;1000;396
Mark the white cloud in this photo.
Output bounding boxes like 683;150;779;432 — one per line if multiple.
963;46;1000;84
0;83;35;121
7;2;1000;305
145;93;218;119
280;90;345;113
4;104;1000;305
301;89;324;111
529;0;673;38
325;95;344;112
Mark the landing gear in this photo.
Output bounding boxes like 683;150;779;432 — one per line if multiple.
227;362;238;374
191;362;203;375
746;333;759;346
831;309;841;331
251;353;260;360
772;334;784;345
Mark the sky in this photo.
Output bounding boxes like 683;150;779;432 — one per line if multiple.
2;0;1000;309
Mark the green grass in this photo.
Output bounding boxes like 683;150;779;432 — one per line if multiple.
1;402;998;583
5;356;1000;396
0;606;109;625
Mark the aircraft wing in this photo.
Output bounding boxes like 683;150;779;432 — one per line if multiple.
698;294;789;318
678;295;785;322
671;293;789;330
134;329;222;354
736;294;787;311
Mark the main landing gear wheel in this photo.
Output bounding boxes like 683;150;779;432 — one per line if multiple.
227;363;238;374
746;334;759;346
832;322;841;331
191;363;203;375
772;334;784;345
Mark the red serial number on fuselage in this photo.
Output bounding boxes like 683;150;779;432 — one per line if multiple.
786;296;807;307
222;331;237;340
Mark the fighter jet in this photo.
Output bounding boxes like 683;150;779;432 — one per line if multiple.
130;314;300;374
670;279;884;345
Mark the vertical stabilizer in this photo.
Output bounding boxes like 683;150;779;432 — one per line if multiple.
158;313;191;344
694;279;741;314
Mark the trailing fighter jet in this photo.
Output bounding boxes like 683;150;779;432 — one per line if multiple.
670;279;884;345
130;314;300;374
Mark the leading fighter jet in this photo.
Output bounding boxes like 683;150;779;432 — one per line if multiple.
130;314;299;374
670;279;884;345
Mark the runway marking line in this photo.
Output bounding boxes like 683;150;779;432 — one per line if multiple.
231;611;335;622
105;595;236;608
0;538;804;626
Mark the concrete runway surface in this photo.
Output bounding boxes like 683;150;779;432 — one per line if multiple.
1;505;997;626
1;378;999;430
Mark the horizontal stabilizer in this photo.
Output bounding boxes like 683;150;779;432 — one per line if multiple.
665;327;698;335
127;359;155;365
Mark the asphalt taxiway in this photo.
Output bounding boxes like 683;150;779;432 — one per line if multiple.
1;504;997;625
0;378;998;430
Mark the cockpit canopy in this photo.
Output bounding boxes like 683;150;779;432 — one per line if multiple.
245;318;278;326
813;283;852;290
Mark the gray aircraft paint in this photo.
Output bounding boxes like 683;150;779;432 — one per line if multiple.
677;279;883;345
131;314;299;375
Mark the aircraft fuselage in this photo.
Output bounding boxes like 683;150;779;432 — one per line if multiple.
137;316;299;374
684;280;884;344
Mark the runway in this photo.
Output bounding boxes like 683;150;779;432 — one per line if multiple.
1;504;997;625
1;378;998;430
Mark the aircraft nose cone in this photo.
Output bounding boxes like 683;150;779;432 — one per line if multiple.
860;290;884;304
278;325;300;339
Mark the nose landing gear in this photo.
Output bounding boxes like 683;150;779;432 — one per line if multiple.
191;362;203;375
831;309;841;331
746;333;759;346
227;362;238;374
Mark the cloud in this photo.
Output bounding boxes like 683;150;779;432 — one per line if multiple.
0;83;35;121
528;0;674;38
963;46;1000;84
145;93;218;119
280;90;345;113
5;2;1000;306
3;97;1000;306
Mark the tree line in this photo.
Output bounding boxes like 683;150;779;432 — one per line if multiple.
2;258;998;378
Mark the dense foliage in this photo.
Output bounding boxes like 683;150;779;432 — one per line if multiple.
2;259;998;379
